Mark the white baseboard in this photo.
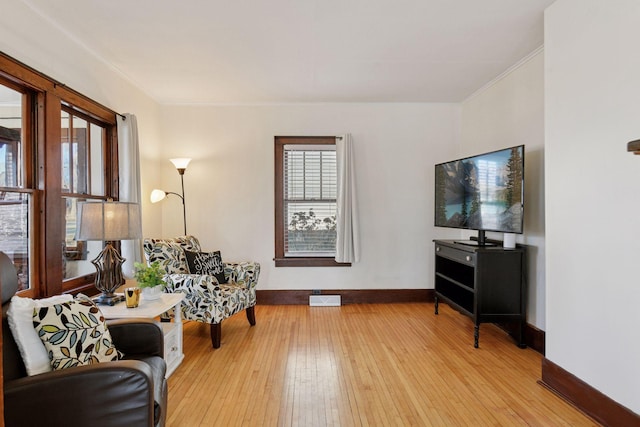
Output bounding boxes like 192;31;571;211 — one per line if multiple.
309;295;341;307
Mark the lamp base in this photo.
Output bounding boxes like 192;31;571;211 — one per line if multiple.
94;293;125;306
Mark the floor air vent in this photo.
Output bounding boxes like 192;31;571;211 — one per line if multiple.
309;295;341;307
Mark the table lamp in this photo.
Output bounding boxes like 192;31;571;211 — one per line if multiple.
76;200;142;305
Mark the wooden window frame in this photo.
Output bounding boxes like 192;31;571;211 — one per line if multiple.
0;52;119;297
274;136;350;267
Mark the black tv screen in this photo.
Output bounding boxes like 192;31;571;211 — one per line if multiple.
435;145;524;236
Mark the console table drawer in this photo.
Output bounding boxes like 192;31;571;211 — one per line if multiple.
435;244;476;266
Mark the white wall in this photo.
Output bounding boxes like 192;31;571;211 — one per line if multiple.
0;1;163;237
461;51;546;329
545;0;640;412
157;104;461;291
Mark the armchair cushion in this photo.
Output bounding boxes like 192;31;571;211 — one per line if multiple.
144;236;202;274
184;250;227;284
33;295;121;370
6;293;74;375
162;273;254;324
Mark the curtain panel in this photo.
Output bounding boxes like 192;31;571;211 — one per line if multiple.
335;134;360;263
117;113;143;277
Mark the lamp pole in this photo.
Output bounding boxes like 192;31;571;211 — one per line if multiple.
155;158;191;236
177;167;187;235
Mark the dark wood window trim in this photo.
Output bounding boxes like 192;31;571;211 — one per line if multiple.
0;52;119;297
274;136;351;267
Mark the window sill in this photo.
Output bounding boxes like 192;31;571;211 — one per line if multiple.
274;257;351;267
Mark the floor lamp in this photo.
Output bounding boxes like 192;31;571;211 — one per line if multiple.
151;157;191;235
76;201;142;305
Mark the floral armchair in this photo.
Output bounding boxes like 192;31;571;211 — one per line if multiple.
143;236;260;348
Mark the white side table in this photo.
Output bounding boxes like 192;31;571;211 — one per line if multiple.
99;292;185;377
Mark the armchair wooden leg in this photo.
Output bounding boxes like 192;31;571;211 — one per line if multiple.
210;322;221;349
246;306;256;326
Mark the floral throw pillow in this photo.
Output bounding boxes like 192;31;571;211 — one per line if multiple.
144;239;189;274
32;295;122;370
7;294;73;376
184;250;227;284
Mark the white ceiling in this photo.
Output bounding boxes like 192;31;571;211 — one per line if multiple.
21;0;555;105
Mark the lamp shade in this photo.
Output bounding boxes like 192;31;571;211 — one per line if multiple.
150;189;167;203
170;158;191;170
76;201;142;241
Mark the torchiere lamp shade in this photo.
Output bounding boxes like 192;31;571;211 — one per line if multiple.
170;157;192;173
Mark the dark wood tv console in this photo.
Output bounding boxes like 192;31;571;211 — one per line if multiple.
433;240;527;348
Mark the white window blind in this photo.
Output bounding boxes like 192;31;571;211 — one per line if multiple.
283;145;337;256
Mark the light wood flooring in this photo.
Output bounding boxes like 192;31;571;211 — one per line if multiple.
167;303;598;426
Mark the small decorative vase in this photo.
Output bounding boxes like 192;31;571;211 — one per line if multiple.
141;286;162;301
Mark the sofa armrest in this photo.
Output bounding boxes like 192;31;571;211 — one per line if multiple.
224;261;261;290
107;318;164;358
4;360;156;427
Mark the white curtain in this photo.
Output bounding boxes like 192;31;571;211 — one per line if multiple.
117;113;144;278
335;133;360;263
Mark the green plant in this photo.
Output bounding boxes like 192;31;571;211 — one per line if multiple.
133;262;166;288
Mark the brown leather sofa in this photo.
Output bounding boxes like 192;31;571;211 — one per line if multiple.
1;252;168;427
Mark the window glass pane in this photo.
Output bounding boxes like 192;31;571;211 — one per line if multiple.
61;110;106;282
61;110;71;192
89;123;105;194
285;202;336;255
303;152;321;199
62;196;101;279
0;141;19;187
72;116;87;194
64;197;79;249
285;150;336;200
61;111;104;195
0;86;23;188
283;147;337;256
0;192;31;290
321;152;336;199
286;151;305;199
0;83;31;290
62;114;87;194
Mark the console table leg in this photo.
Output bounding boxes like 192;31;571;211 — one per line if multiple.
474;325;480;348
518;321;527;349
434;296;439;315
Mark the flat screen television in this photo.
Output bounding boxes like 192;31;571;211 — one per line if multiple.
434;145;524;246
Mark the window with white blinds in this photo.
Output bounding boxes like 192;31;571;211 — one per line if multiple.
284;144;337;256
275;136;347;267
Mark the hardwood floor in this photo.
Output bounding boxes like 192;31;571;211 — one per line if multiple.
167;303;598;426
